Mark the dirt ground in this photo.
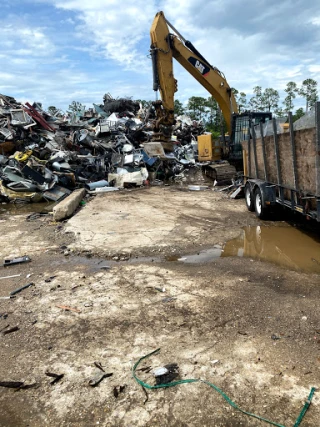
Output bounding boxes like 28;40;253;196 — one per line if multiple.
0;185;319;427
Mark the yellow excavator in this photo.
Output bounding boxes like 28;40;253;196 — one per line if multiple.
150;11;271;181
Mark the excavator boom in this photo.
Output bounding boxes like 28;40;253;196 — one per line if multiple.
150;11;238;135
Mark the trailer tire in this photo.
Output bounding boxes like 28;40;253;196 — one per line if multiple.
254;187;269;219
244;183;255;211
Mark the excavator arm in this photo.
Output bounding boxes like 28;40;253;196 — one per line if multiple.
150;11;238;138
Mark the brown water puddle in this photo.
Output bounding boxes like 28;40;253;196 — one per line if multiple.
0;202;54;215
57;226;320;274
177;226;320;274
222;225;320;273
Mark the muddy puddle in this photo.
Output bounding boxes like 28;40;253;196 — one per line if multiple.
49;254;161;274
0;202;54;215
177;226;320;274
59;225;320;275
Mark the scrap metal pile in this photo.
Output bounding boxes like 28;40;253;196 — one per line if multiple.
0;93;206;204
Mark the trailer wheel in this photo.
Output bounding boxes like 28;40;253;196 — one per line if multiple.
254;187;269;219
244;183;255;211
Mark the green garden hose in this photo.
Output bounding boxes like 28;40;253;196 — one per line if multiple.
132;348;316;427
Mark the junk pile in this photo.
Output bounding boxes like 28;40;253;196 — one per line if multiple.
0;93;208;204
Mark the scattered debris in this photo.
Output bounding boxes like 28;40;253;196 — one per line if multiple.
188;185;209;191
0;324;10;333
0;381;24;389
56;305;81;313
94;362;105;372
0;381;38;390
217;176;244;198
113;384;126;398
153;363;179;385
45;276;57;283
10;282;34;296
3;326;19;335
0;274;21;280
45;372;64;385
26;212;43;221
17;382;39;390
136;366;152;373
162;297;177;303
271;334;281;340
89;372;113;387
3;255;31;267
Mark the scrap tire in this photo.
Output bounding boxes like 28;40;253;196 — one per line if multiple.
254;187;269;220
244;183;255;212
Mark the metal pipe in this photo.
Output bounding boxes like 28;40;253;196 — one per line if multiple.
272;118;284;204
165;18;186;43
85;180;109;191
288;112;298;190
248;137;251;177
259;121;268;181
251;124;258;178
272;119;281;185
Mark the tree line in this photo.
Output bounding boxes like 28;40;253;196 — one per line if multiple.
233;78;318;116
48;78;318;136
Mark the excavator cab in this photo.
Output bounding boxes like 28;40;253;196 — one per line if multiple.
228;112;272;168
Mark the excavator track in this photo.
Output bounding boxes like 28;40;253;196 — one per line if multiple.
202;162;237;185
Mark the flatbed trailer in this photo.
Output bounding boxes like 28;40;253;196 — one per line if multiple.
241;102;320;222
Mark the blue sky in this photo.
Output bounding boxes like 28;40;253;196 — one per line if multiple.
1;0;319;112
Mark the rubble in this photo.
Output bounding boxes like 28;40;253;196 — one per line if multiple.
0;93;211;212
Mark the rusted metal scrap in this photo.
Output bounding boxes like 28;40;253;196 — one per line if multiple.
45;372;64;385
89;372;113;387
0;381;24;388
0;381;38;390
10;282;34;296
3;326;19;335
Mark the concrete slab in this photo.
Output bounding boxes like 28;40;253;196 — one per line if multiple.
65;186;250;255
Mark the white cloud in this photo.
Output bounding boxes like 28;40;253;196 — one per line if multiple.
0;24;55;56
309;65;320;73
48;0;158;71
310;17;320;26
